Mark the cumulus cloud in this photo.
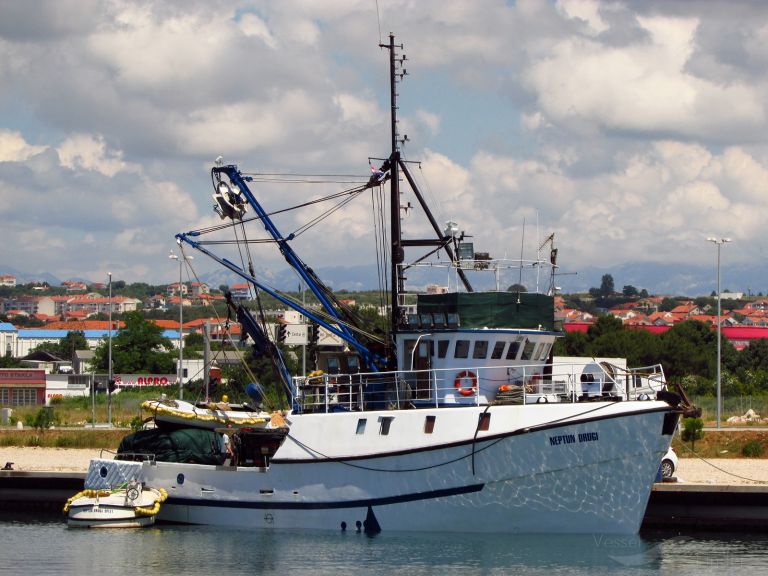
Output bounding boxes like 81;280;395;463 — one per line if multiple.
2;0;768;291
57;134;140;177
0;130;47;162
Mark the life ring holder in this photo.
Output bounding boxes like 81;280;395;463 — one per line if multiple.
454;370;478;397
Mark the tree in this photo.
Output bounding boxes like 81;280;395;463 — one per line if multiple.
599;274;615;298
32;331;88;361
507;283;527;293
92;311;175;373
586;315;624;339
659;297;679;312
622;285;639;298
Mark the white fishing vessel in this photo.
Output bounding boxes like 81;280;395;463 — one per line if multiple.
85;35;695;534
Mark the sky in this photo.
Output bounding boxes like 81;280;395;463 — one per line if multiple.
1;0;767;293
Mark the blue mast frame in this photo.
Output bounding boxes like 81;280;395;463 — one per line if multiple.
176;165;383;371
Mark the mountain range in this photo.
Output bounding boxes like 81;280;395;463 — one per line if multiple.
2;260;761;298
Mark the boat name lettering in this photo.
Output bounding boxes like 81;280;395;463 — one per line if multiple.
548;432;599;446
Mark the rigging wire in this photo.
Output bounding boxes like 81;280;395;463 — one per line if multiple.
189;183;368;238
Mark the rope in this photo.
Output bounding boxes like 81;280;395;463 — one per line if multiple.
677;441;768;484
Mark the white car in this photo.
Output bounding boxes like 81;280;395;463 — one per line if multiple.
659;447;678;479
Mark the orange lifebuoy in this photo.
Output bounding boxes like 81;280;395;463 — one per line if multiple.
454;370;478;396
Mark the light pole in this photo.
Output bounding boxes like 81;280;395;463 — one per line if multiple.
169;249;192;400
107;272;112;426
707;237;731;429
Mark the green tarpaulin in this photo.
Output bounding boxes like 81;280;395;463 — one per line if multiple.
117;426;224;464
417;292;555;331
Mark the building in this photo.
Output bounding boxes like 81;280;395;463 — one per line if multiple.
0;296;56;316
190;282;210;298
64;294;141;316
0;322;17;357
0;369;46;406
167;282;188;297
0;275;16;287
229;283;251;301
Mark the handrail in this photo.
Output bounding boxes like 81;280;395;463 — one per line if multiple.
293;360;667;413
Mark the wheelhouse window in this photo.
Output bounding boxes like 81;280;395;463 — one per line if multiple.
506;338;522;360
472;340;489;359
327;356;340;374
454;340;470;359
538;343;551;361
491;341;506;359
521;339;536;361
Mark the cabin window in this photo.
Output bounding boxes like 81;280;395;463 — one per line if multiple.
446;313;460;328
506;339;522;360
347;355;360;372
532;343;543;361
473;340;489;359
432;313;446;329
478;413;491;431
327;356;340;374
538;343;551;361
420;313;433;328
407;314;420;329
454;340;470;359
356;418;367;435
521;339;536;361
437;340;449;358
424;415;436;434
379;416;394;435
491;341;506;359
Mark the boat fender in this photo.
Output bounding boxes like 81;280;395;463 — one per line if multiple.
454;370;478;397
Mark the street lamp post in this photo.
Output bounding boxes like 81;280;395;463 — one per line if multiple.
107;272;112;426
707;237;731;429
169;249;192;400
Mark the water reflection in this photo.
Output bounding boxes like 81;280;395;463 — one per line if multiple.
1;518;768;576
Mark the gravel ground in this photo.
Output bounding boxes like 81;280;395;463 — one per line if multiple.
2;448;768;485
0;447;105;472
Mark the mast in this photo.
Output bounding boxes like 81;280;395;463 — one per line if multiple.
382;33;403;340
379;34;474;348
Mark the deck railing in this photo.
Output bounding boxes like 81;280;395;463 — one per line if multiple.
293;361;667;413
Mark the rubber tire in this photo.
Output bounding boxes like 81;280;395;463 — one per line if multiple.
660;459;675;479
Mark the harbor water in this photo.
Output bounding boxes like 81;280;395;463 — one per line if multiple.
1;514;767;575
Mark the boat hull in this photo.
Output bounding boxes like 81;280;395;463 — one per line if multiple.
67;503;156;529
65;483;167;529
133;401;676;534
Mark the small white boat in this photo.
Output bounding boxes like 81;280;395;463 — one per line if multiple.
65;480;168;528
141;397;270;429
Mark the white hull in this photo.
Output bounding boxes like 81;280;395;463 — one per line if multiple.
67;506;156;529
66;481;168;529
130;401;675;534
